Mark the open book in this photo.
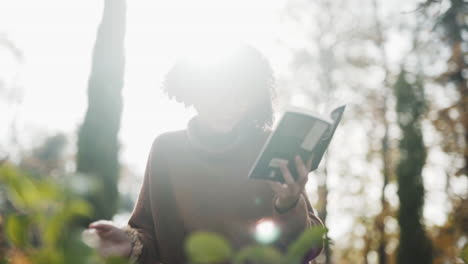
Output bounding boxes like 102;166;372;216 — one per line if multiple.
248;105;346;183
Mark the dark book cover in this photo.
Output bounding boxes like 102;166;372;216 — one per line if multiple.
248;105;346;183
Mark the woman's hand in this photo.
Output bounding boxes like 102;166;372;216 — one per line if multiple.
85;220;133;258
268;155;312;211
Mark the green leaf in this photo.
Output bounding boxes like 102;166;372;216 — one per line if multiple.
460;242;468;264
104;256;133;264
5;214;30;248
286;226;326;264
67;199;92;217
234;245;283;264
4;168;40;210
36;180;60;200
43;212;65;247
185;231;233;264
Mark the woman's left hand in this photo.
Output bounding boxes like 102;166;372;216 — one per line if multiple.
268;155;312;211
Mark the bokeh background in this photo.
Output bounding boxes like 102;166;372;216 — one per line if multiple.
1;0;467;263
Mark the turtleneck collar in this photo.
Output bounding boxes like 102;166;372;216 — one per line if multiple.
186;115;265;156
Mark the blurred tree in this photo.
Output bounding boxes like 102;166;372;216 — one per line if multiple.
0;35;23;263
394;69;433;264
420;0;468;261
283;0;354;261
283;0;403;262
19;133;68;178
370;1;394;263
76;0;126;222
430;197;468;263
281;0;465;262
0;34;24;161
425;0;468;178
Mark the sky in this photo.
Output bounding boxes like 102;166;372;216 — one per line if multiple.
0;0;286;170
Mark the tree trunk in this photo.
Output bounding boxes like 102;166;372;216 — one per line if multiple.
76;0;126;221
394;70;433;264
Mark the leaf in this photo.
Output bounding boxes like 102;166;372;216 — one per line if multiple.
286;226;326;264
461;242;468;264
104;256;132;264
5;214;30;248
234;245;283;264
2;166;40;210
66;199;92;217
185;232;233;264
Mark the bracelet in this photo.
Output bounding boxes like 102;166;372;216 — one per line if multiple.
122;226;143;264
274;195;300;214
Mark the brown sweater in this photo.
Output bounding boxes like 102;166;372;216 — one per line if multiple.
125;116;323;264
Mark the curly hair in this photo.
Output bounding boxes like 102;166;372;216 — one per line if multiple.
161;44;277;129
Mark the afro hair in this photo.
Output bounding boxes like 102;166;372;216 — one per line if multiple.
161;44;277;129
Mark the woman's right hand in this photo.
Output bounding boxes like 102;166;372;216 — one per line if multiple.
85;220;133;258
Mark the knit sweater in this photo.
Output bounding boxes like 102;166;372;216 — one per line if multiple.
123;116;324;264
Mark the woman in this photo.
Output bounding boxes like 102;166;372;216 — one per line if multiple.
88;44;323;264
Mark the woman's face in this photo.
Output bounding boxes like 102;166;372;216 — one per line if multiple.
193;91;254;133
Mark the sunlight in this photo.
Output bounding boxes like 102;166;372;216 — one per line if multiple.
121;0;285;170
2;0;466;262
128;0;284;61
182;40;240;69
254;218;280;244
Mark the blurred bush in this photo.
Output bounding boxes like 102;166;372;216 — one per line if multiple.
0;161;326;264
0;162;130;264
185;227;326;264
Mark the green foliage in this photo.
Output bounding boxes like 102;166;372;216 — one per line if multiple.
1;162;325;264
461;242;468;264
285;226;327;264
185;227;326;264
103;256;133;264
234;245;283;264
33;134;67;162
0;163;130;264
5;215;30;248
185;232;234;264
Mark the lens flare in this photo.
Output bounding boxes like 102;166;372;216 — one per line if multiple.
254;218;280;244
